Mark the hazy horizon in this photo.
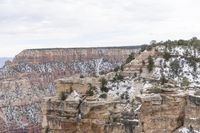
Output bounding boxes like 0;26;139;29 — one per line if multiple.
1;0;200;56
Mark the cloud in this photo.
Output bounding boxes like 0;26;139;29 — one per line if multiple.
0;0;200;56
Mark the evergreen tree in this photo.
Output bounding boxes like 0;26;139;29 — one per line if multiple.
126;52;135;64
147;56;154;72
163;51;171;61
99;77;109;92
170;59;180;75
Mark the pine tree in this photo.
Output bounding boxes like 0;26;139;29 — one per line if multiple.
147;56;154;72
170;59;180;75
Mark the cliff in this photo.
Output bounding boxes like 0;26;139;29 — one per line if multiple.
0;47;139;132
136;88;200;133
184;92;200;130
41;99;138;133
40;40;200;133
2;38;200;132
14;47;138;64
42;70;200;133
136;89;187;133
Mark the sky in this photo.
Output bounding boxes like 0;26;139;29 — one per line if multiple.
0;0;200;57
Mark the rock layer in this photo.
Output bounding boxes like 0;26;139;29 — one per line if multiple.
0;47;139;132
184;93;200;130
41;99;138;133
14;47;138;64
137;91;187;133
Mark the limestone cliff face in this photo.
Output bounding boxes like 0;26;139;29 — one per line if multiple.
0;47;138;80
137;90;187;133
41;74;139;133
0;47;139;132
184;93;200;130
41;99;138;133
54;75;101;97
135;88;200;133
42;79;200;133
14;48;137;64
39;42;200;133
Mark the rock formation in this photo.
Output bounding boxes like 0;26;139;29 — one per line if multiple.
184;92;200;130
136;88;187;133
40;41;200;133
0;47;139;132
41;77;139;133
1;38;200;133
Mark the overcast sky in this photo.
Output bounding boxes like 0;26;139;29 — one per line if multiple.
0;0;200;57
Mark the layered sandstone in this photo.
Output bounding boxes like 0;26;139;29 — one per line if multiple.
136;89;187;133
54;74;100;97
0;47;139;132
122;49;159;78
41;72;139;133
184;92;200;130
41;98;138;133
135;88;200;133
39;44;200;133
14;47;138;64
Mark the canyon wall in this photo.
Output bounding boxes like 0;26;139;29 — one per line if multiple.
0;47;139;132
136;88;200;133
14;47;138;64
137;89;186;133
184;93;200;130
41;99;138;133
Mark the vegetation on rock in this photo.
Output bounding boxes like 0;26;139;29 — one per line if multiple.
147;55;154;72
120;91;129;100
113;73;124;81
59;91;68;100
148;86;161;94
126;52;135;64
86;83;96;96
163;51;172;61
170;59;180;76
181;77;190;87
99;93;107;99
99;77;109;92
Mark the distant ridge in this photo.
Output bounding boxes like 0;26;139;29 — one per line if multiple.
0;57;12;68
25;45;142;51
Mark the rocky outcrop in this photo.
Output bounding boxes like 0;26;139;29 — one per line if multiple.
122;49;160;79
135;88;200;133
184;92;200;130
136;89;187;133
39;44;200;133
54;74;100;97
41;72;139;133
41;98;138;133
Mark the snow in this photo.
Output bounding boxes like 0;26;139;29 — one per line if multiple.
151;45;200;87
95;58;103;76
67;90;81;101
123;103;132;112
134;104;141;112
107;79;137;100
179;127;200;133
157;45;200;58
142;82;153;91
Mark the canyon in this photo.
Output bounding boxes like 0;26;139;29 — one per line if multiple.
41;42;200;133
1;40;200;133
0;47;139;132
